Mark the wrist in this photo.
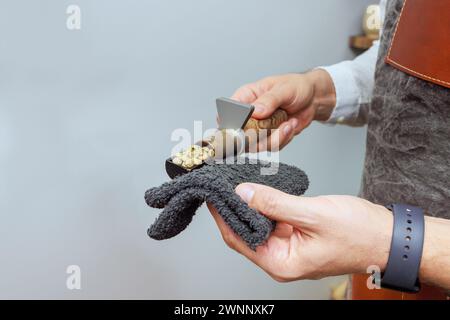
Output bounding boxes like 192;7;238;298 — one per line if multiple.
419;217;436;283
357;204;393;275
305;69;337;121
419;216;450;287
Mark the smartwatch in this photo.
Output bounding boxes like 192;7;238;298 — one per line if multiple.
381;203;425;293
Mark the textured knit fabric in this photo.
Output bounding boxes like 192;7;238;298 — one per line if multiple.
361;0;450;219
145;158;309;249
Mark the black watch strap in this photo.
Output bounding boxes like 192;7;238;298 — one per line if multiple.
381;203;425;293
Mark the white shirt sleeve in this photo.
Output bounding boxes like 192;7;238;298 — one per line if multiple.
318;0;387;126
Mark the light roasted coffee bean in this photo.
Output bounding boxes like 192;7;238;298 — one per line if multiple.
172;144;215;170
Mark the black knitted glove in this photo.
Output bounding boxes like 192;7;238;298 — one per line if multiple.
145;158;309;249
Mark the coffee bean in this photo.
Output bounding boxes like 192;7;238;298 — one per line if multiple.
172;144;215;170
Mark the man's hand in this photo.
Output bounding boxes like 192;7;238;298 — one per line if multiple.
231;70;336;151
208;183;393;281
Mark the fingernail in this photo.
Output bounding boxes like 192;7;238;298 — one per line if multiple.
253;104;265;115
235;184;255;203
291;118;299;129
283;123;292;136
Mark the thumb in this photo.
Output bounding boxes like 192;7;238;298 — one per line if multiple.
235;183;314;226
252;87;288;119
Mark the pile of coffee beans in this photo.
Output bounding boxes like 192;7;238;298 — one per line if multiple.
172;145;215;170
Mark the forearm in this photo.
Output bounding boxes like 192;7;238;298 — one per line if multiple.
419;216;450;290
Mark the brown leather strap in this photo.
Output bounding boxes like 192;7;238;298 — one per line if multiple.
351;274;448;300
386;0;450;89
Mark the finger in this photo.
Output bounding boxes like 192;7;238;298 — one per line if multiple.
231;76;277;103
258;118;298;151
296;107;315;134
290;112;304;135
252;86;292;119
272;222;293;238
231;84;259;104
279;130;296;151
207;203;259;260
274;118;298;150
235;183;316;226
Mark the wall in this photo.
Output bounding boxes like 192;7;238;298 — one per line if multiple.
0;0;373;299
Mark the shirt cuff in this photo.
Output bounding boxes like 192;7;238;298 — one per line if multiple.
317;62;361;124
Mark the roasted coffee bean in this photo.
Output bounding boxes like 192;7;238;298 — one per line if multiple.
172;144;215;170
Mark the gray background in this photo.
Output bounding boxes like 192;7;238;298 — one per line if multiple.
0;0;371;299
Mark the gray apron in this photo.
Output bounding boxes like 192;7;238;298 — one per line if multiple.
361;0;450;219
